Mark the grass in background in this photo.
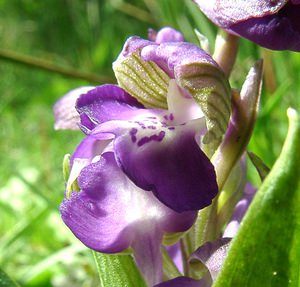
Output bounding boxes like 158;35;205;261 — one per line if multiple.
0;0;299;286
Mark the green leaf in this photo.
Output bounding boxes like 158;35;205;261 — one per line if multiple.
0;269;19;287
93;251;147;287
213;108;300;287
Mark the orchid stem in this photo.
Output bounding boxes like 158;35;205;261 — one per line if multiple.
0;49;114;84
213;31;239;77
260;48;277;93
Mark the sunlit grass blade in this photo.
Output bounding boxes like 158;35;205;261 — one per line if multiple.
21;244;87;284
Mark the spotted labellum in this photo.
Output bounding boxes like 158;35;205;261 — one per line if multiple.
54;27;232;285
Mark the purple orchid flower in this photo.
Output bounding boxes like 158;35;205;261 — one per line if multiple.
193;0;300;51
54;27;232;285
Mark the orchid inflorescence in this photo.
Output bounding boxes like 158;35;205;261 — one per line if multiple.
53;1;300;286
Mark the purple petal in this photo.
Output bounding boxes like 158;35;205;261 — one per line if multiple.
61;151;197;252
118;36;154;59
114;123;218;213
70;135;113;165
61;153;134;253
166;242;184;274
132;229;164;286
66;136;113;193
193;0;286;28
76;84;144;130
230;3;300;51
190;238;231;281
141;42;217;78
154;276;211;287
150;27;185;44
53;86;94;130
194;0;300;51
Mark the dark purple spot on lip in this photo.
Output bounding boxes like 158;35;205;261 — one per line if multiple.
134;121;146;129
168;127;175;130
130;128;138;143
164;115;168;120
147;125;156;130
137;131;166;147
169;113;174;121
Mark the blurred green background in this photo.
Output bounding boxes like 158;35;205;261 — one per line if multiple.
0;0;299;286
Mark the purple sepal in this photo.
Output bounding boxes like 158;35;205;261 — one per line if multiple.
154;276;211;287
114;126;218;213
190;238;231;281
53;86;94;130
141;42;217;78
76;84;144;130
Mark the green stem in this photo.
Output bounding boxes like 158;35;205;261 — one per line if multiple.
0;49;114;83
260;48;277;93
213;32;239;78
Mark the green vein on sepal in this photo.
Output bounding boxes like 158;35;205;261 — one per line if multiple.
113;51;169;109
176;62;231;149
213;108;300;287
